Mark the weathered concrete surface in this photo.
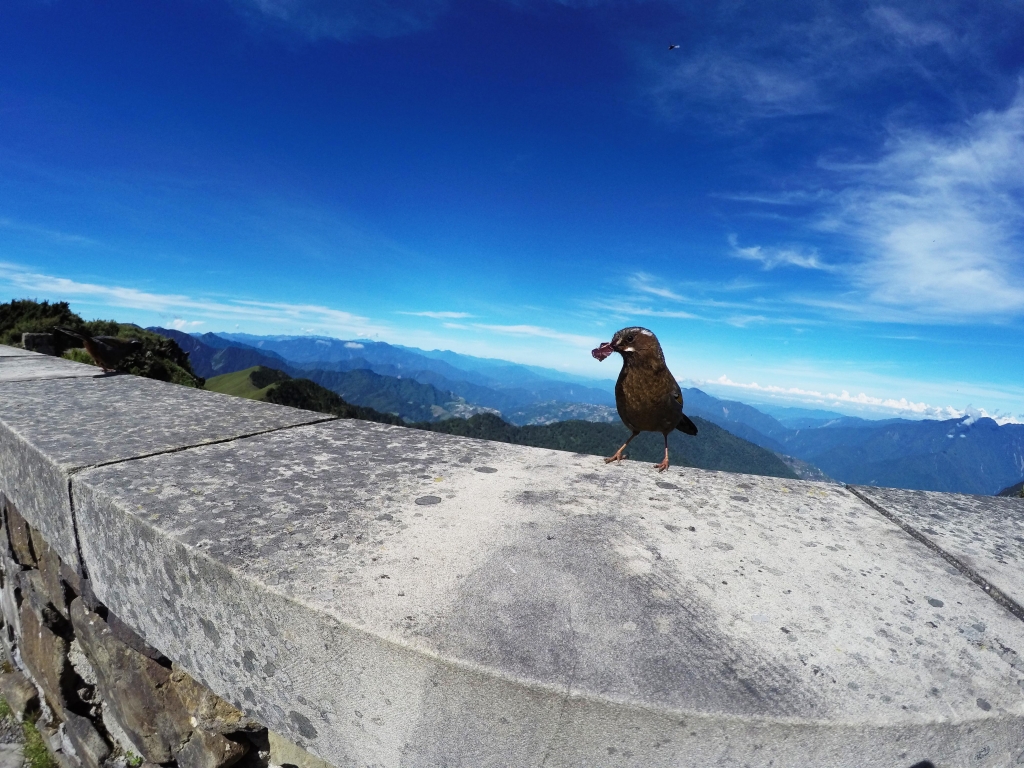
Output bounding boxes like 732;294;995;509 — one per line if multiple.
851;486;1024;614
0;375;327;567
0;354;98;381
73;419;1024;768
0;344;41;357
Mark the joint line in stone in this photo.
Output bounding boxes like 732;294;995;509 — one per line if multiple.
847;485;1024;624
66;415;338;478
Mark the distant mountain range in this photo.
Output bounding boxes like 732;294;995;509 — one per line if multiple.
151;328;1024;496
206;366;797;481
681;388;1024;495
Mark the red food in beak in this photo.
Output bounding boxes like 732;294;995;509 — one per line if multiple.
591;342;614;361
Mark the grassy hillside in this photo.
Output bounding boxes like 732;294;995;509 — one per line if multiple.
205;367;403;424
0;300;202;387
411;413;799;479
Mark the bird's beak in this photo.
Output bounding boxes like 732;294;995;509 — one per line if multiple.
591;342;614;361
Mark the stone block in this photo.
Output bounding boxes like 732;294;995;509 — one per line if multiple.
20;334;56;356
107;612;165;663
72;420;1024;768
0;356;97;382
19;591;70;718
0;668;40;720
0;374;327;569
0;744;24;768
31;529;67;619
267;732;331;768
62;711;111;768
177;730;247;768
170;666;262;734
851;485;1024;612
1;555;23;643
68;598;191;763
58;563;81;598
5;502;36;567
0;344;39;357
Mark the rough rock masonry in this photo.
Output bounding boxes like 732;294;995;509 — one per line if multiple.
0;498;329;768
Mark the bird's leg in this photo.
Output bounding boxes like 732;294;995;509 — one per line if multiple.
654;433;670;472
605;431;640;464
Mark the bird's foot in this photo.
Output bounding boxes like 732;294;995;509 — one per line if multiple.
654;458;669;472
604;452;625;464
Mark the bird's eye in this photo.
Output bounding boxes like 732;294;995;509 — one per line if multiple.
626;334;635;343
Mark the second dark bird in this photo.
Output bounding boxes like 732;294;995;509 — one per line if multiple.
54;327;141;373
592;326;697;472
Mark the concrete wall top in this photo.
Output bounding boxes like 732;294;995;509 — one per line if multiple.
73;419;1024;767
0;370;327;567
2;362;1023;767
852;485;1024;618
0;345;43;357
0;348;99;380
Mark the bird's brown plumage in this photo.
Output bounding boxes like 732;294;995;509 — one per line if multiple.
592;326;697;471
54;327;141;373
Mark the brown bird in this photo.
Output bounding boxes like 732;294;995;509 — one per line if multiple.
54;327;141;373
592;326;697;472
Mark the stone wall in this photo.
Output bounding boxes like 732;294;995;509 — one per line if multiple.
2;344;1024;768
0;496;324;768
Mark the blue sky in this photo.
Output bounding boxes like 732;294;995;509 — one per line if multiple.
2;0;1023;421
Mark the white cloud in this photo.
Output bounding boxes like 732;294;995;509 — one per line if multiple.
824;88;1024;319
868;6;952;49
473;323;596;347
652;50;822;120
628;273;684;301
399;310;473;319
0;262;393;339
169;318;204;330
727;234;833;271
344;341;364;348
706;374;1021;423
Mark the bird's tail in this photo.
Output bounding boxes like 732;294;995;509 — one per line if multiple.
676;414;698;435
53;326;90;341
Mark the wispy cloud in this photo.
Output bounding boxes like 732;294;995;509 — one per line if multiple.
642;1;1013;125
399;310;473;319
169;318;204;330
705;374;1021;423
628;273;684;301
0;217;100;247
727;234;833;271
826;87;1024;320
0;262;393;338
472;323;596;347
596;300;700;321
227;0;448;41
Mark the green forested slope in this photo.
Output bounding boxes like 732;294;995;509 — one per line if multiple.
411;413;798;478
205;367;403;424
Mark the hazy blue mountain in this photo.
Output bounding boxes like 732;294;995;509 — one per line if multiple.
150;327;288;377
213;333;616;408
394;344;617;388
682;388;790;446
675;386;1024;494
780;417;1024;495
